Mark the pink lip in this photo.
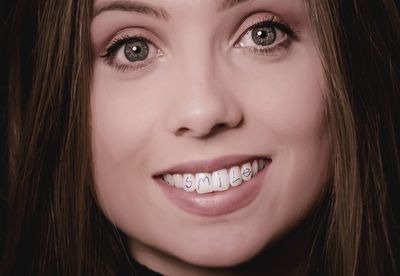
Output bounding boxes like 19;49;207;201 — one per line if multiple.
153;156;271;217
153;155;270;176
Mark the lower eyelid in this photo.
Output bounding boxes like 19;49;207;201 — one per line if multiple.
239;38;293;58
104;40;162;72
103;19;295;71
110;48;163;73
238;23;289;46
113;58;156;72
116;42;157;63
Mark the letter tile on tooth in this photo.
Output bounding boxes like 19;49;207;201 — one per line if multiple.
195;173;212;194
162;174;174;185
183;174;195;192
258;159;266;170
173;174;183;188
241;162;252;181
211;169;229;191
229;166;242;187
252;160;258;175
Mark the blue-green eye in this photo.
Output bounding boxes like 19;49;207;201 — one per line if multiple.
101;36;163;72
124;38;150;62
235;19;297;56
251;25;277;46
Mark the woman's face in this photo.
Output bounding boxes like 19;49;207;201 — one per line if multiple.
91;0;330;272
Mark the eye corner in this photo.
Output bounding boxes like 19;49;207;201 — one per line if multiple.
232;13;299;44
99;32;164;74
230;13;298;59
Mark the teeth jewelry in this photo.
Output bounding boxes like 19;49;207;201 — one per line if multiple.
162;159;266;194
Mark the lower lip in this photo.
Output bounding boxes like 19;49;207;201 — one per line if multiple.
155;162;270;217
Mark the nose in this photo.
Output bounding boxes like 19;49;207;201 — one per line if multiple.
165;56;243;139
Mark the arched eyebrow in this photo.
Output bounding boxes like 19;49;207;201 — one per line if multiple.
92;0;253;19
92;0;170;20
218;0;253;11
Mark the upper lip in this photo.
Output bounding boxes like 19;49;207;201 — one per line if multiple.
153;155;270;176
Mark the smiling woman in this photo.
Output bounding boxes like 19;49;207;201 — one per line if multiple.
1;0;400;275
90;1;329;274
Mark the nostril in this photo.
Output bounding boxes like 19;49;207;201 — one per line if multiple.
176;127;191;137
214;123;227;130
175;117;244;138
175;123;228;138
208;122;235;137
170;99;244;138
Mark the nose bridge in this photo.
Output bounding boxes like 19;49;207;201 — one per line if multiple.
178;22;217;92
166;36;243;138
182;47;219;104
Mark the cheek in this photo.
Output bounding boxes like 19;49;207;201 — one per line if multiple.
235;46;325;141
90;64;160;222
232;46;329;235
91;63;156;164
90;58;177;171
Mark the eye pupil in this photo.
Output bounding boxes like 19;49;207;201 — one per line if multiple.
251;27;276;46
124;40;149;62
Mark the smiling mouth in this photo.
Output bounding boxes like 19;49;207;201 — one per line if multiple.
156;157;270;194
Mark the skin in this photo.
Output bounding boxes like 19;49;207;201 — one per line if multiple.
90;0;330;274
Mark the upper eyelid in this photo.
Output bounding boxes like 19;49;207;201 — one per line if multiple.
101;27;162;55
99;13;296;60
100;12;293;52
104;36;152;57
237;21;296;45
101;36;160;72
230;13;296;46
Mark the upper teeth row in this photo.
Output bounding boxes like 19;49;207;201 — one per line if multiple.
162;159;266;194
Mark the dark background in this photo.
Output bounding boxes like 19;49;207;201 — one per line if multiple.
1;0;13;253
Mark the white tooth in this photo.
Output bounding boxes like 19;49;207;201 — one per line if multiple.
195;173;213;194
241;162;252;181
183;174;196;192
229;166;242;187
258;159;266;171
162;174;174;185
252;160;258;175
173;174;183;188
211;169;229;191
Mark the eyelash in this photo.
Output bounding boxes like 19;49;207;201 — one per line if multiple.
100;35;158;72
236;17;298;56
100;17;298;72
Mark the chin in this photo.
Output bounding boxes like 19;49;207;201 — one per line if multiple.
176;248;260;268
163;230;269;268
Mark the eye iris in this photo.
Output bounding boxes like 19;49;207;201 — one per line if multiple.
251;26;276;46
124;40;149;62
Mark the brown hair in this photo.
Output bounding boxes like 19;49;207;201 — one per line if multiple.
305;0;400;275
2;0;130;274
1;0;399;275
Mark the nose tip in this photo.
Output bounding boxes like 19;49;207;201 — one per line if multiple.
174;103;243;138
165;48;244;139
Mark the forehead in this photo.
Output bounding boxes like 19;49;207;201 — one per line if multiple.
94;0;253;11
92;0;307;27
93;0;305;16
